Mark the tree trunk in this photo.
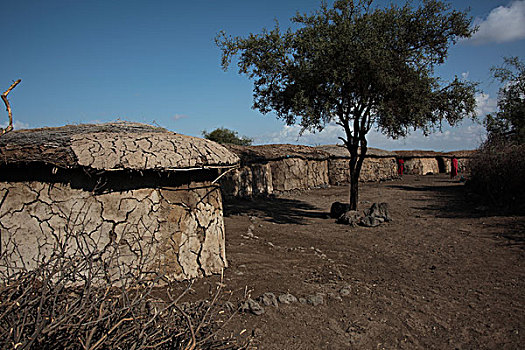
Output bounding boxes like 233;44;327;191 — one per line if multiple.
349;165;359;210
347;146;367;211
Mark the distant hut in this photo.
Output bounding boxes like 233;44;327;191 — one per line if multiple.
0;122;239;281
221;144;330;197
394;150;444;175
443;150;475;174
316;145;397;185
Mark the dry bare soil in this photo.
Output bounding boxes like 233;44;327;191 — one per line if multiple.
184;174;524;349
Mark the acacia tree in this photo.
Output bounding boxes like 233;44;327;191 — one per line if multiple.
203;127;253;145
485;56;525;144
216;0;476;210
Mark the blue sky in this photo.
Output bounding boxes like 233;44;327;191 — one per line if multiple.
1;0;524;151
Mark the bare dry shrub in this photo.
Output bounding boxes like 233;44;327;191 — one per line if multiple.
0;224;243;349
468;138;525;211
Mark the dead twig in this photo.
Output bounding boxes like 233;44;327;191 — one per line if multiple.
1;79;21;136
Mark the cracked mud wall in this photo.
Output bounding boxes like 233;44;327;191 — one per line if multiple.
220;167;254;198
220;163;274;198
327;158;397;185
251;163;273;196
220;159;328;196
0;181;227;281
404;158;440;175
269;159;329;192
440;158;471;175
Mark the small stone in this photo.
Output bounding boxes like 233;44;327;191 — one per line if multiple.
240;298;265;315
360;215;382;227
339;287;351;297
337;210;361;225
249;224;255;231
258;292;279;307
298;297;307;304
363;202;392;222
278;293;298;304
328;292;343;302
306;294;324;306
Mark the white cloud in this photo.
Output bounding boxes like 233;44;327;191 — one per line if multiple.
256;120;486;152
173;114;188;121
366;122;486;151
475;92;497;116
254;123;345;146
0;120;30;130
468;1;525;45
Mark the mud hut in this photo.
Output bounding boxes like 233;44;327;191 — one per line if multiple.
393;150;445;175
0;122;239;281
443;150;475;174
316;145;397;185
220;144;330;197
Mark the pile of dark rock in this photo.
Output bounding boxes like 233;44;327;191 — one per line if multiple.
330;202;392;227
236;292;325;316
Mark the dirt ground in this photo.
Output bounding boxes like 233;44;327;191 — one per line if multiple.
182;174;524;349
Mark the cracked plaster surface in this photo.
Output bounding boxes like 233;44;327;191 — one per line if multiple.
71;132;239;171
404;158;440;175
270;159;329;192
221;157;398;197
0;181;227;281
328;158;397;185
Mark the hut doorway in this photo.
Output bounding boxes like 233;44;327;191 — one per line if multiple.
436;157;446;173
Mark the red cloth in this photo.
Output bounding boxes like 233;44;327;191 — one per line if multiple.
397;159;404;175
451;158;458;177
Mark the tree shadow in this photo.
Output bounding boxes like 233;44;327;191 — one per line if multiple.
386;183;484;219
223;196;329;225
484;220;525;249
386;182;525;248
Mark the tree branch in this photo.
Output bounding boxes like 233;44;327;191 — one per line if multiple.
1;79;22;136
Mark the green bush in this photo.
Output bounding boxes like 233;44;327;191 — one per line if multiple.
202;128;252;146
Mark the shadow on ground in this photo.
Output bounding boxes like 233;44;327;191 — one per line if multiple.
387;180;525;248
387;182;484;219
223;196;329;225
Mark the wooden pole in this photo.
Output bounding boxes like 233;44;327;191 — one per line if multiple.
1;79;22;136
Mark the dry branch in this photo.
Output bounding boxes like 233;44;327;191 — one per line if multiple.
1;79;21;136
0;219;243;349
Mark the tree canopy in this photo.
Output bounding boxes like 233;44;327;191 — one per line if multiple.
216;0;477;209
485;56;525;144
202;127;253;146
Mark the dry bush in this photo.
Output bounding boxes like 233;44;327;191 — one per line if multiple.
0;224;243;350
468;138;525;211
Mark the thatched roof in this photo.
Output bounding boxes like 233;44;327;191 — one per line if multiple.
225;144;330;163
393;150;445;158
0;122;239;170
443;150;476;158
316;145;396;158
394;150;476;158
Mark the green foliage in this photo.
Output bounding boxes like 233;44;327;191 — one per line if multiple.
203;127;253;146
485;56;525;144
216;0;476;208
